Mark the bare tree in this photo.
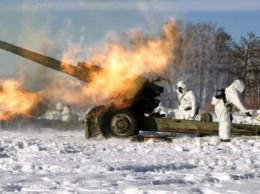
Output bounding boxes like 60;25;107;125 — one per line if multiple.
214;27;233;89
176;22;217;109
231;32;260;108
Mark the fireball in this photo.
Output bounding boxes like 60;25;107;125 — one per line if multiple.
0;79;47;121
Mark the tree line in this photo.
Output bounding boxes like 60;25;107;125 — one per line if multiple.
159;20;260;110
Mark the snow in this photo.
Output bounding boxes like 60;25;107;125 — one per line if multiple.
0;107;260;193
0;119;260;194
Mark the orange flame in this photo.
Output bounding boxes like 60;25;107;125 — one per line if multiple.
81;22;177;106
0;79;46;121
48;19;179;109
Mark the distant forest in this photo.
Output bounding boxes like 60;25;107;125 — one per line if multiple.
156;21;260;110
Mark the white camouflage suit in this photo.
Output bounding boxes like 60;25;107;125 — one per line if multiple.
211;80;249;140
176;79;199;120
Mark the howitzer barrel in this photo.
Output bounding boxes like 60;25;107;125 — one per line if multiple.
0;40;89;81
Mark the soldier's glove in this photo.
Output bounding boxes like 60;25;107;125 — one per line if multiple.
245;112;252;117
189;114;195;120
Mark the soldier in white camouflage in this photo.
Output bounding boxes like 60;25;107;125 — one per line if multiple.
176;77;199;120
211;79;252;142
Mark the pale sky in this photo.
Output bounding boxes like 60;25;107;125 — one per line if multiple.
0;0;260;76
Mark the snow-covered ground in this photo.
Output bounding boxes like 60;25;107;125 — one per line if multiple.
0;124;260;194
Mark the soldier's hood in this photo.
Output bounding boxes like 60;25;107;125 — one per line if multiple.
229;79;245;93
177;80;188;92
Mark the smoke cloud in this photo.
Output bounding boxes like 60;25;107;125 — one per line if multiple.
0;1;181;112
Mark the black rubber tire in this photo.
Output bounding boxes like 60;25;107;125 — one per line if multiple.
100;109;139;138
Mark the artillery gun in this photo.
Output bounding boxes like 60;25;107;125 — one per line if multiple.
0;40;164;136
1;40;260;139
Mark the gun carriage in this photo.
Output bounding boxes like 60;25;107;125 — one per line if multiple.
0;40;259;138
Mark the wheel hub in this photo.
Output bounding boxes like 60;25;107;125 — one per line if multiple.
111;114;132;135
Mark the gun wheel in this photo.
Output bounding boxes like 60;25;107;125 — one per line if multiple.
100;109;139;138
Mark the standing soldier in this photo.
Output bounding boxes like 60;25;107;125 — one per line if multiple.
211;79;252;142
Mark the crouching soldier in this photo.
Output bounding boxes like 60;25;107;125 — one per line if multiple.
176;77;199;120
